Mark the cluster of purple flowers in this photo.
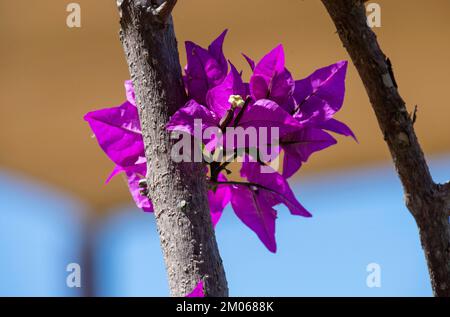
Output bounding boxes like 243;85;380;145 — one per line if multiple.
84;30;355;253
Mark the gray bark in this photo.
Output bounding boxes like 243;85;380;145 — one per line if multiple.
117;0;228;296
321;0;450;296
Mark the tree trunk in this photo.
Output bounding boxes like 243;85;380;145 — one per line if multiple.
321;0;450;296
117;0;228;296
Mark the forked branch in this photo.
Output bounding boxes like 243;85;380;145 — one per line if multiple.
321;0;450;296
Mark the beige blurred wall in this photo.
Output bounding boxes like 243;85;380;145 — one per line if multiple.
1;0;449;212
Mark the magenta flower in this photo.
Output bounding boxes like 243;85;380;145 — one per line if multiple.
168;64;302;153
84;86;152;212
281;61;356;177
229;159;311;252
84;82;227;226
208;173;231;227
171;37;355;251
84;100;144;168
124;80;136;106
243;46;356;178
292;61;356;138
248;45;296;113
184;30;228;105
280;128;337;178
122;163;153;212
167;63;246;153
85;30;355;253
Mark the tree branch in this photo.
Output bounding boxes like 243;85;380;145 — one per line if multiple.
152;0;178;24
321;0;450;296
441;182;450;217
117;0;228;296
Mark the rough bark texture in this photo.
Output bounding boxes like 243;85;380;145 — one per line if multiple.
321;0;450;296
117;0;228;296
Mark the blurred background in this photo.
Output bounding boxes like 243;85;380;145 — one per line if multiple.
0;0;449;296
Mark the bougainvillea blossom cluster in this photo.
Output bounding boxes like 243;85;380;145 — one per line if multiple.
84;30;355;253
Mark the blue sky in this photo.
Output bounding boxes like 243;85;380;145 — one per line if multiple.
1;154;449;296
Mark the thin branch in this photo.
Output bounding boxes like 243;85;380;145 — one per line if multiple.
443;182;450;194
153;0;178;24
442;182;450;216
211;180;285;199
409;105;418;125
212;180;270;192
321;0;450;296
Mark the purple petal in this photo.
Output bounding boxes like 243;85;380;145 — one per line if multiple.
241;161;312;218
184;31;228;104
106;165;124;184
124;80;136;106
319;118;357;141
106;163;154;213
281;128;337;178
270;68;296;113
167;99;220;137
249;45;286;100
125;168;154;212
208;30;228;77
293;61;348;122
221;99;302;152
229;160;311;252
208;174;231;228
84;101;144;167
231;184;277;252
242;53;256;71
206;63;246;118
186;281;205;297
237;99;302;137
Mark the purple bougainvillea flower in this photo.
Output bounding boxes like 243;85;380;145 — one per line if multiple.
247;45;296;114
105;164;125;184
84;101;144;168
86;30;356;254
242;53;256;71
230;160;311;252
292;61;356;140
243;49;356;177
84;96;153;212
245;49;355;136
280;128;337;178
208;173;231;228
206;63;247;118
109;156;227;225
293;61;347;122
124;80;136;106
125;166;154;213
184;30;228;105
85;87;229;223
168;63;246;146
186;281;205;297
168;97;303;153
169;61;303;152
222;98;304;154
166;99;220;137
317;118;356;140
230;183;277;252
237;99;299;133
105;161;153;212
